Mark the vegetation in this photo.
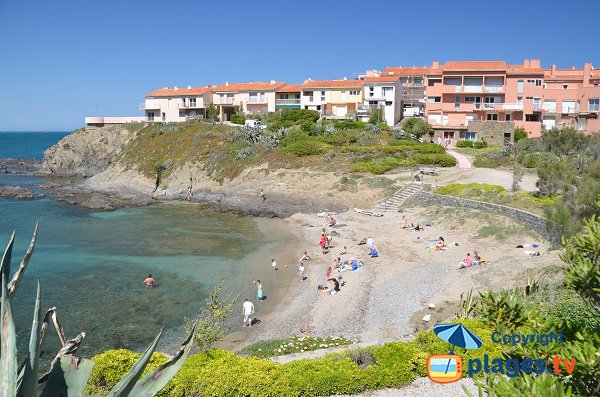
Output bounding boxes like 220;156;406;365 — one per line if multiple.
514;127;527;142
241;336;358;358
402;117;433;138
230;113;245;125
456;139;488;149
0;226;194;397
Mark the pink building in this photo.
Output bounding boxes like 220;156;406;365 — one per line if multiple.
420;59;599;145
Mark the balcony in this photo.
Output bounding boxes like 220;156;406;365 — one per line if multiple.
400;82;424;88
442;85;463;94
139;103;160;111
276;99;301;105
464;86;483;93
215;97;235;105
178;102;201;109
502;103;524;110
247;97;268;104
484;86;504;93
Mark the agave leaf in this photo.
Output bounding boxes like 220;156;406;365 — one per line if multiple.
1;231;15;282
129;325;196;397
1;275;17;396
40;307;66;347
38;355;95;397
107;329;163;397
17;281;42;397
8;223;38;300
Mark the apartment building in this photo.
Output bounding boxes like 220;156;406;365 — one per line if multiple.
356;75;402;126
301;79;364;119
142;86;213;122
212;81;286;121
381;67;428;117
275;84;302;110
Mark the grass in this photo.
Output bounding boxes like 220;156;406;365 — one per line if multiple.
472;152;514;168
453;145;503;157
240;336;358;358
433;183;557;216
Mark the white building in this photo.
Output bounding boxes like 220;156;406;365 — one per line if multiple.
212;81;286;121
358;75;402;126
142;86;213;122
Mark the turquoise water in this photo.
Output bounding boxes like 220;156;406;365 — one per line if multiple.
0;132;265;360
0;131;69;158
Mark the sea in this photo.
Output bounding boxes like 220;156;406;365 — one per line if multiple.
0;131;270;360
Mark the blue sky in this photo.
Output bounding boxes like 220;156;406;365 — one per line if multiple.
1;0;598;131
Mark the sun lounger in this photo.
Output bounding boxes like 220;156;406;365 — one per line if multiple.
354;208;383;217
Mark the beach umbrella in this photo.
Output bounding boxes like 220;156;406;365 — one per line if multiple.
433;323;482;353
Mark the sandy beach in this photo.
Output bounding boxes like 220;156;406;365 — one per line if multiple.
229;204;561;348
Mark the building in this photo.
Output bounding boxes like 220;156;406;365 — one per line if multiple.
142;86;213;123
381;66;428;117
301;79;364;119
85;116;146;127
212;81;286;121
275;84;302;110
356;75;402;126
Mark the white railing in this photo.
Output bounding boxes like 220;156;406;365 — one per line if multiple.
247;97;267;104
140;103;160;110
464;86;483;93
401;82;424;88
484;86;504;93
589;105;599;112
533;104;542;111
178;102;200;108
561;106;577;113
542;105;556;112
276;99;301;105
216;97;234;105
502;103;524;110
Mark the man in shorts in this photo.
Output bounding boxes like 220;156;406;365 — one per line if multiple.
243;299;255;327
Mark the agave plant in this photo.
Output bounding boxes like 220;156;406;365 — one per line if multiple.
0;224;195;396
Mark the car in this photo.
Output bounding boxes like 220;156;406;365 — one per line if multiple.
244;119;267;130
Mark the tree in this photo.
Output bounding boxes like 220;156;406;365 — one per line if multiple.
205;103;219;121
368;108;383;125
184;282;237;351
513;127;527;142
403;117;433;138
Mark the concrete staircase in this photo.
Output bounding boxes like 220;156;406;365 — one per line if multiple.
372;182;424;212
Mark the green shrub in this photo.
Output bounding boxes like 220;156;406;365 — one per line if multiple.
473;139;488;149
230;113;246;125
434;183;506;197
241;336;357;358
85;349;169;396
300;120;315;133
319;131;359;145
280;128;310;146
513;127;528;143
352;156;404;174
540;289;600;335
467;373;573;397
284;140;329;156
332;120;366;130
457;140;475;148
410;153;457;167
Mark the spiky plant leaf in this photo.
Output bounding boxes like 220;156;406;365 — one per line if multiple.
17;281;42;397
37;356;95;397
1;275;17;396
129;325;196;396
8;223;38;300
107;330;162;397
1;231;15;282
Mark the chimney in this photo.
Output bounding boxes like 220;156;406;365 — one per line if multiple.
174;86;179;91
584;63;592;85
162;87;168;89
432;61;440;69
303;78;312;84
225;81;229;86
551;64;556;76
530;59;540;68
343;77;347;80
187;85;192;90
523;59;530;67
270;80;276;85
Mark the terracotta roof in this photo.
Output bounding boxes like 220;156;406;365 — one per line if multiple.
544;70;584;80
146;86;212;97
214;81;286;92
302;80;364;89
443;61;507;70
507;65;544;74
364;75;400;83
382;67;430;76
277;84;302;93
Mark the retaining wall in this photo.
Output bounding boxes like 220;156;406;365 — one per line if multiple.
404;191;559;243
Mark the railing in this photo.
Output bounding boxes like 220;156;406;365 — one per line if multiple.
247;97;267;104
442;85;462;93
178;102;200;108
502;103;524;110
561;106;577;113
400;82;424;88
464;86;483;93
276;99;301;105
484;86;504;93
589;106;599;112
542;106;556;113
215;97;234;105
533;104;542;111
140;103;160;110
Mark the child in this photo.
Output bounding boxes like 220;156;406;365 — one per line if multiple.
299;263;305;281
271;259;277;271
255;280;263;300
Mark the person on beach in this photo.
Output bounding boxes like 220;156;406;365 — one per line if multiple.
255;280;263;300
259;189;267;202
299;263;305;281
271;258;277;271
367;236;375;249
299;251;310;262
319;232;328;255
242;299;255;327
328;216;336;227
329;278;340;295
187;186;192;201
326;266;333;279
143;274;155;288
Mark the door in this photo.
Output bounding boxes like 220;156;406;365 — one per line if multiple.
335;106;347;117
517;80;524;93
503;133;511;144
443;131;455;146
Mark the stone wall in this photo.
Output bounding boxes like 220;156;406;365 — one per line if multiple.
467;121;514;146
404;191;559;243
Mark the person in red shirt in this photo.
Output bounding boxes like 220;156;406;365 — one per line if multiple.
143;274;155;287
319;233;328;255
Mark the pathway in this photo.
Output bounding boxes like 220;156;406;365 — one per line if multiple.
446;149;472;169
371;182;424;212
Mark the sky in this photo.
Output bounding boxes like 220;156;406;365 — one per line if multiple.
1;0;599;131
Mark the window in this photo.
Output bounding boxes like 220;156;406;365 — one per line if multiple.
535;80;542;87
162;112;166;122
147;112;155;121
369;101;378;105
321;91;325;95
505;114;511;121
385;101;392;106
320;96;326;102
179;110;185;117
349;90;360;95
589;98;599;112
527;79;535;83
533;98;541;110
428;78;441;87
487;113;498;121
382;86;393;94
517;97;523;105
280;93;289;99
466;132;476;141
563;84;568;89
427;96;441;103
526;114;540;121
295;93;300;99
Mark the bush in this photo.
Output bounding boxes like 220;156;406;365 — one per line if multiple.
514;127;528;142
457;140;475;148
540;289;600;335
332;120;366;130
284;140;329;156
241;336;357;358
280;128;310;147
473;139;488;149
434;183;506;197
319;131;359;145
230;113;246;125
410;153;457;167
85;349;169;396
300;120;316;133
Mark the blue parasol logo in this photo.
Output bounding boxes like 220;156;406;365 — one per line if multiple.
433;323;483;353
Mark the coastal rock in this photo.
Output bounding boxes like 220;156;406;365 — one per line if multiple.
0;158;42;174
37;125;143;177
0;185;44;199
78;194;116;210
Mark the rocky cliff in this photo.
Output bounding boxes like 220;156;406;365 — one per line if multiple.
38;125;142;177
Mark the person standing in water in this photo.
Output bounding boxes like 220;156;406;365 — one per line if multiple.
259;189;267;202
143;274;155;288
299;263;305;281
242;299;255;327
271;258;277;271
255;280;263;300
